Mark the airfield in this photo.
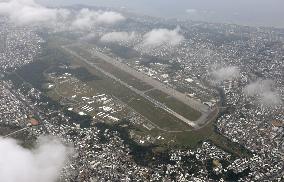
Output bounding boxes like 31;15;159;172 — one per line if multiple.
11;34;252;155
62;44;214;129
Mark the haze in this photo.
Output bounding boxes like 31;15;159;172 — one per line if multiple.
38;0;284;28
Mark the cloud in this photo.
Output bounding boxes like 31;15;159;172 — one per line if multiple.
244;79;282;107
142;27;184;48
211;66;240;82
186;9;198;14
100;31;136;43
0;0;69;26
72;8;125;30
0;1;125;29
79;33;98;41
0;136;73;182
96;11;125;24
260;91;282;106
243;79;273;96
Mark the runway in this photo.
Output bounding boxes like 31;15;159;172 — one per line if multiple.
62;45;214;129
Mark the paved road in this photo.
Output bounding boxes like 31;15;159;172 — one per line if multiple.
3;127;29;138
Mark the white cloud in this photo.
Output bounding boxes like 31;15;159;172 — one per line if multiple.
260;91;282;106
211;66;240;82
243;79;273;96
243;79;282;107
96;11;125;24
0;1;125;29
79;33;98;41
72;8;125;30
0;0;69;26
100;31;136;43
0;136;73;182
142;27;184;48
186;9;198;14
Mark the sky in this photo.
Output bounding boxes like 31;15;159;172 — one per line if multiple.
37;0;284;28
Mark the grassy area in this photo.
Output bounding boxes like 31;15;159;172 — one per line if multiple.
209;132;252;158
0;125;37;149
147;89;201;121
68;45;153;92
128;97;191;131
156;122;251;158
67;45;202;124
66;49;192;131
161;121;215;147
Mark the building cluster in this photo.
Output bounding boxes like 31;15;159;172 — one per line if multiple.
47;70;154;135
83;15;284;181
0;81;32;127
0;21;43;72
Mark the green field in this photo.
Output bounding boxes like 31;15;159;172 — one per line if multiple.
67;44;202;121
146;89;201;121
65;48;192;131
68;45;154;92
